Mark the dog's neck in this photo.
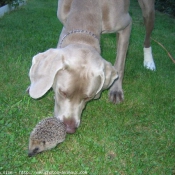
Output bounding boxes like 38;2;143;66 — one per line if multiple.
58;29;101;53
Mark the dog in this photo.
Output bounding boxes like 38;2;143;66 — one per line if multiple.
28;0;156;133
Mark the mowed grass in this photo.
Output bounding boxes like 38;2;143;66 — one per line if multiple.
0;0;175;174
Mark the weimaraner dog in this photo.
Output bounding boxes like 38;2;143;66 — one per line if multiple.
28;0;155;133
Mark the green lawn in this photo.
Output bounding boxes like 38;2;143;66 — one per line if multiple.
0;0;175;174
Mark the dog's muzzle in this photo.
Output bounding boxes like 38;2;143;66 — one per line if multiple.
62;116;79;134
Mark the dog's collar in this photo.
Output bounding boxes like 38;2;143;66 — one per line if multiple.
58;29;98;48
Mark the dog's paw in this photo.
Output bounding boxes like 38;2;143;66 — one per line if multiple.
143;47;156;71
109;90;124;104
144;60;156;71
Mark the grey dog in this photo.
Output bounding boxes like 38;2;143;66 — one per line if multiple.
28;0;155;133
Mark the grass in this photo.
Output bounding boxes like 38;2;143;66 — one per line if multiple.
0;0;175;174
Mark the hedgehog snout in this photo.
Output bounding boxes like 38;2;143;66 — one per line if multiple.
28;147;39;157
28;151;35;157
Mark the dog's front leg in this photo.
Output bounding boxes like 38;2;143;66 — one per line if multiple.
109;21;132;104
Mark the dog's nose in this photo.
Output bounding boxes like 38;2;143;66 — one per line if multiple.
66;127;77;134
62;117;79;134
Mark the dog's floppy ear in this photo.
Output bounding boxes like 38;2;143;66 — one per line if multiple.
94;59;118;99
102;60;118;90
29;48;66;99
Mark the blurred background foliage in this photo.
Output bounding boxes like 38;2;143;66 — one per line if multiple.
0;0;23;7
155;0;175;16
0;0;175;17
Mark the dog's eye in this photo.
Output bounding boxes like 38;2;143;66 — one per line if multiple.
84;96;92;101
59;89;67;98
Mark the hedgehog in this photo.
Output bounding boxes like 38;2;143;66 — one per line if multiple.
28;117;66;157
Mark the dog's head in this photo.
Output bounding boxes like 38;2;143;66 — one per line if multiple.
28;45;118;133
